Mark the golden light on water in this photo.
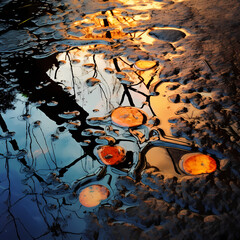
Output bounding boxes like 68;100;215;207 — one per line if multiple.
68;9;138;40
111;106;147;127
179;153;217;175
134;60;157;70
79;185;110;208
117;0;165;10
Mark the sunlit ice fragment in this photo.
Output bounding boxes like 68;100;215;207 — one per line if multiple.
95;136;116;145
34;100;45;107
47;101;58;107
134;60;157;71
122;67;135;73
51;134;59;141
86;77;101;87
116;72;127;79
65;120;81;130
83;63;95;68
71;59;81;64
79;185;110;208
58;60;66;65
64;86;72;92
68;120;81;126
119;78;134;85
111;106;147;127
33;120;41;127
87;116;111;125
36;85;43;90
179;153;217;175
81;129;93;136
104;67;114;74
80;140;91;146
43;81;51;86
58;111;80;119
93;130;105;136
18;113;31;120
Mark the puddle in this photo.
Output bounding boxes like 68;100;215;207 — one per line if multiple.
0;0;225;239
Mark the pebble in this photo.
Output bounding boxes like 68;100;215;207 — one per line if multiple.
168;94;180;103
149;29;186;42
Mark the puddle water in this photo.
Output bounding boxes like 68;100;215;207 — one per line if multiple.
0;0;218;239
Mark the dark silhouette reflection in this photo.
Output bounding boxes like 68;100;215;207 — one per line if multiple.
0;74;17;112
0;4;202;240
0;46;197;239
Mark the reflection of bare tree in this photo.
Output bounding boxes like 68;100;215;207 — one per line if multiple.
0;112;89;239
0;8;195;240
0;47;158;239
0;74;17;112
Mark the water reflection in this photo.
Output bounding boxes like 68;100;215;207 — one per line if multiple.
0;0;218;239
117;0;166;10
0;52;195;239
79;184;110;208
0;74;16;112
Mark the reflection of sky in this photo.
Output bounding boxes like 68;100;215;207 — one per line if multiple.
0;94;92;238
0;1;206;238
47;47;156;118
0;94;95;180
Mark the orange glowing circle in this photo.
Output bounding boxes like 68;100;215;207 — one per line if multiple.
111;106;147;127
180;153;217;175
134;60;157;71
79;185;110;208
98;145;126;165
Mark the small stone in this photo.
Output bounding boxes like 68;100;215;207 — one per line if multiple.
177;209;189;219
149;29;186;42
168;117;184;123
175;107;188;115
116;72;127;79
86;77;101;87
168;94;180;103
83;63;95;68
181;95;190;103
166;84;180;90
204;215;219;223
220;159;230;171
71;59;81;64
104;67;114;74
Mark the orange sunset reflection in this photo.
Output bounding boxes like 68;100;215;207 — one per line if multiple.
79;185;110;207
